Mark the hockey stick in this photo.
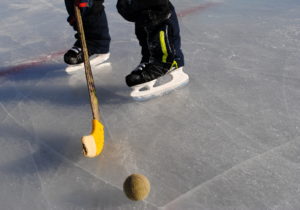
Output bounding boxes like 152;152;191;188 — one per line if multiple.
74;3;104;158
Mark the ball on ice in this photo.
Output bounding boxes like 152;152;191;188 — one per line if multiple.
123;174;151;201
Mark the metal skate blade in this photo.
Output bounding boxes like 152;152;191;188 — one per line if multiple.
130;67;189;101
65;53;110;74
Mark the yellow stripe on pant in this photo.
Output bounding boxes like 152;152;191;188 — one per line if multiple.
160;30;168;63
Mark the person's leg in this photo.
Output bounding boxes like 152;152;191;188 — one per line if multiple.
125;1;185;86
132;1;183;66
135;22;150;64
64;0;110;64
117;0;188;99
168;2;184;68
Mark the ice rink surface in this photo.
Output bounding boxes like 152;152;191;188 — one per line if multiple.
1;0;300;209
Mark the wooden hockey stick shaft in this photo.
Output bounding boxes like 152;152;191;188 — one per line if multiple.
74;4;101;121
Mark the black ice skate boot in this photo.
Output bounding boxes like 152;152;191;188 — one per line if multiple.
64;45;110;73
64;46;86;65
126;60;188;100
126;16;189;100
126;61;176;87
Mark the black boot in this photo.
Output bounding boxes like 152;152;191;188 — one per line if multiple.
64;46;87;65
126;17;179;87
126;61;176;87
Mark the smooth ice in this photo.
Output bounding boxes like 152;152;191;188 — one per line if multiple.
1;0;300;209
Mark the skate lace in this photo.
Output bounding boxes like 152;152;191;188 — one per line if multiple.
71;46;82;54
136;63;148;71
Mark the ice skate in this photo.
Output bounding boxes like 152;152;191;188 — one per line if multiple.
64;46;110;73
121;2;189;100
126;62;189;101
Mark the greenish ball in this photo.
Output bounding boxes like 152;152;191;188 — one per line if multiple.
123;174;151;201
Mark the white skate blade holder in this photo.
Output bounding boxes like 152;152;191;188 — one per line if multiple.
130;67;189;101
65;53;110;73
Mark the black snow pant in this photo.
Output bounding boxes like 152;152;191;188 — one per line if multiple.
135;3;184;67
64;0;110;54
117;0;184;67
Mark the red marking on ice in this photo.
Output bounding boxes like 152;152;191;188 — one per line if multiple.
0;2;220;77
177;2;219;17
0;50;65;77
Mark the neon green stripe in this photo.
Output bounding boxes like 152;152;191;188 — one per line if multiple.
160;31;168;63
172;60;178;69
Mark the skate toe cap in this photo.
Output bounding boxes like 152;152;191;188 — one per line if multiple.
126;74;143;87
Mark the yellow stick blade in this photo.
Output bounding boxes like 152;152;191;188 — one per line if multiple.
81;119;104;158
